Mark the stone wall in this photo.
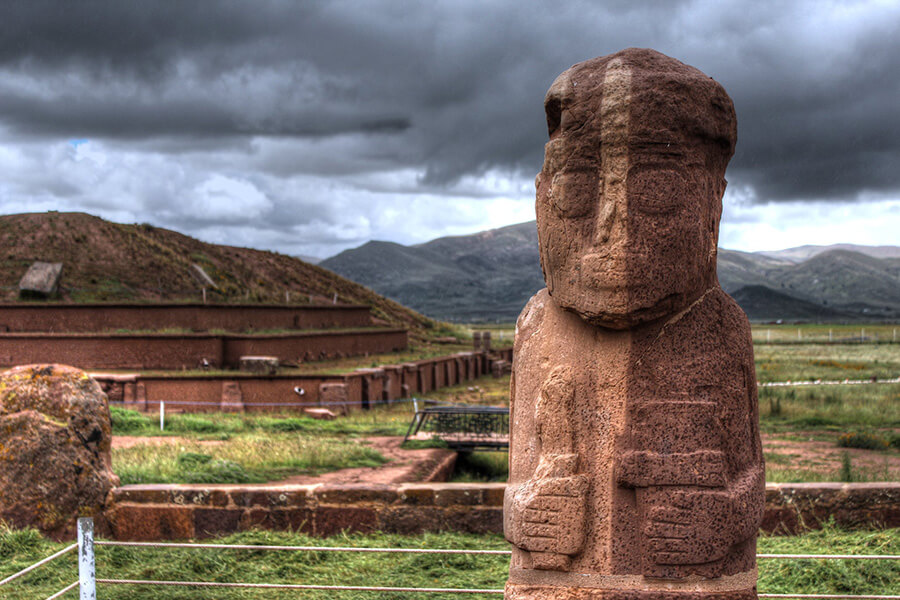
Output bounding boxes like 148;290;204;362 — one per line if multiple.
0;328;408;370
92;349;510;412
0;303;372;333
103;482;899;541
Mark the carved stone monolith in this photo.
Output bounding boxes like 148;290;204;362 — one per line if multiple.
504;48;764;600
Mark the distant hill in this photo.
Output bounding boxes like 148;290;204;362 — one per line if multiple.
0;212;436;334
323;222;544;322
730;285;853;322
759;244;900;262
321;221;900;322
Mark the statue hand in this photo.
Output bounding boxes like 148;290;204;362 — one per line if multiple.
644;488;734;566
506;469;588;557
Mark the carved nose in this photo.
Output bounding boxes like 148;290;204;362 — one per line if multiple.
595;198;616;244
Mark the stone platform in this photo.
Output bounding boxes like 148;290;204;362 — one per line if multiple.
101;482;899;541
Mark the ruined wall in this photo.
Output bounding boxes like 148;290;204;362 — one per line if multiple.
222;329;408;365
0;303;372;333
93;351;491;413
102;482;900;541
0;329;408;370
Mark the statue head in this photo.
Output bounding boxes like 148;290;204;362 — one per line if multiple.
536;48;737;329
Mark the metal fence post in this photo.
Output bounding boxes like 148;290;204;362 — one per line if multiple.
160;401;165;432
77;517;96;600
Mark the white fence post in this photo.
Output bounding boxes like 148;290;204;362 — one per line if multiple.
160;401;165;432
77;517;96;600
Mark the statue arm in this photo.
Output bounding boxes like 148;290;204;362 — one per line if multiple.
620;362;764;567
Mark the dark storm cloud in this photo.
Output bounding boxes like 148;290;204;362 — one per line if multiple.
0;0;898;220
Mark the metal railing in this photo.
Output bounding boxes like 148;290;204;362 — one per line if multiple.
2;517;898;599
404;404;510;451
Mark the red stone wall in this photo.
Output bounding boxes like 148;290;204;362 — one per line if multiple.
93;351;497;413
0;303;372;333
0;334;223;370
0;328;408;370
102;482;899;541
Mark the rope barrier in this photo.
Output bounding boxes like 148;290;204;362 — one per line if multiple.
0;543;76;587
96;579;505;593
109;397;423;408
759;595;900;600
87;581;900;598
96;542;899;561
759;377;900;387
44;580;79;600
96;541;511;555
7;536;898;598
757;554;900;560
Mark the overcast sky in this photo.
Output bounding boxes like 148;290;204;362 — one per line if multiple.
0;0;898;258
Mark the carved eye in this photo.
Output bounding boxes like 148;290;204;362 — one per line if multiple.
628;167;691;215
545;97;562;137
550;170;598;218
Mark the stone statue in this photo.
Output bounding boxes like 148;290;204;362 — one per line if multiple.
504;48;764;600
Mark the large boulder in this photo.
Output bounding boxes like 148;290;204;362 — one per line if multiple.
0;364;119;537
18;261;63;297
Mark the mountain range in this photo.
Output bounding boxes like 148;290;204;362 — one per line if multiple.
321;221;900;323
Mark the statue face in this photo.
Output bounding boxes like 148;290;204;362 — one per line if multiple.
536;59;726;328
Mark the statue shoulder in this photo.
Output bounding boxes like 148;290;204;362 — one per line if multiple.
515;289;551;348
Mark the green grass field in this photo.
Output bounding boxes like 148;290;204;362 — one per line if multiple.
1;525;896;600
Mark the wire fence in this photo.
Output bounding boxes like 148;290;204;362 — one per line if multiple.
751;327;899;344
2;517;898;599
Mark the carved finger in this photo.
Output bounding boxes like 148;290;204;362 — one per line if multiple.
653;551;692;565
648;537;691;554
649;506;692;526
527;495;567;512
519;537;558;553
524;508;558;525
522;522;559;539
644;521;689;539
536;478;586;497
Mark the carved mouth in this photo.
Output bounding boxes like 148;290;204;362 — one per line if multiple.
579;253;629;291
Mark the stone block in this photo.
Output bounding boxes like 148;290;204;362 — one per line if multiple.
445;506;504;534
111;485;172;504
303;407;336;420
481;483;508;506
318;382;349;414
316;484;399;505
314;506;378;536
242;507;314;533
231;488;312;508
108;505;194;540
397;484;436;505
379;506;445;535
434;485;484;506
18;262;63;297
194;508;243;538
220;381;244;412
239;355;279;374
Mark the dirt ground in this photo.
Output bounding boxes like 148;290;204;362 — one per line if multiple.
267;437;455;485
762;432;900;479
111;435;455;484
